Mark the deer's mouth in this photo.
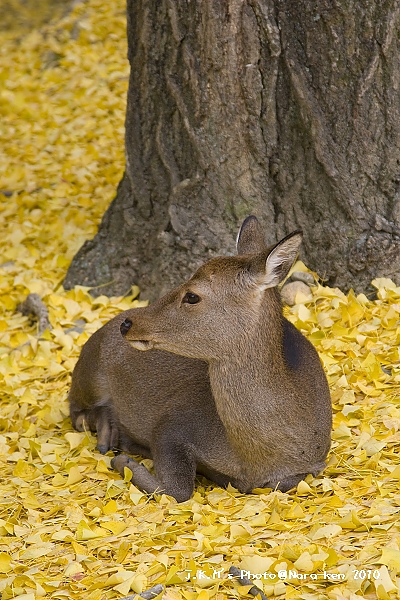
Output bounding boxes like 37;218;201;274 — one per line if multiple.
120;319;155;351
127;339;155;352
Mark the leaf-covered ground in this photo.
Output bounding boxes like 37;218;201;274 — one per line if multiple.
1;1;400;599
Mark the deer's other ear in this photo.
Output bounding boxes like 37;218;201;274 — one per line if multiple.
255;230;303;290
236;216;265;255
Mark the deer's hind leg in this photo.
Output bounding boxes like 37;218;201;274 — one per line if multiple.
69;391;120;454
70;393;148;456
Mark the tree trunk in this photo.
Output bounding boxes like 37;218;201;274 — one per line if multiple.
64;0;400;301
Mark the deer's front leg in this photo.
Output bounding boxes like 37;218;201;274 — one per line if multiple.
111;442;196;503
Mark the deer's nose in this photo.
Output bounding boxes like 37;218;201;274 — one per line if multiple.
120;318;133;336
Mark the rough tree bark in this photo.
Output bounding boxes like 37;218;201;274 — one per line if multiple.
64;0;400;301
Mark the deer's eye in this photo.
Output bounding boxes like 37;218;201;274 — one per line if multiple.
182;292;201;305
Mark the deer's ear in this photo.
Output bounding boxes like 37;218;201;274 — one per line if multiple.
257;231;303;289
236;216;265;255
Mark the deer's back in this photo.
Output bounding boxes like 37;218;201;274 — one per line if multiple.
281;317;332;454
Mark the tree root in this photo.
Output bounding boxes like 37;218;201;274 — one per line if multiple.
229;566;268;600
120;584;164;600
119;568;270;599
17;293;52;333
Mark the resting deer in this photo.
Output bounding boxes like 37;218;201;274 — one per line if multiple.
69;216;332;502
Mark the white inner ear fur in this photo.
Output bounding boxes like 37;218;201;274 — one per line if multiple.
259;233;303;290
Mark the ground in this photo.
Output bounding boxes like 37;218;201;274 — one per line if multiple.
0;1;400;599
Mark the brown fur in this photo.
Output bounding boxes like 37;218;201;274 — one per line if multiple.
69;216;332;502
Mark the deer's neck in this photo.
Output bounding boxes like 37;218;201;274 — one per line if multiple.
208;292;288;463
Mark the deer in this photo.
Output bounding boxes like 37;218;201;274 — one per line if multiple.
69;216;332;502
